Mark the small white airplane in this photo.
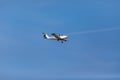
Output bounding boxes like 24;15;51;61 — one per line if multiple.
42;33;68;43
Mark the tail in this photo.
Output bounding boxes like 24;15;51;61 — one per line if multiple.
42;33;50;39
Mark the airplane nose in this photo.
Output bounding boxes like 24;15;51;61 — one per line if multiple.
64;36;68;38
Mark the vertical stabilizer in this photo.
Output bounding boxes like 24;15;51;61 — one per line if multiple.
42;33;50;39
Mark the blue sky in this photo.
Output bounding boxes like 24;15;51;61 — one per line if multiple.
0;0;120;80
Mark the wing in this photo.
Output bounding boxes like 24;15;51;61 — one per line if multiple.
51;33;61;40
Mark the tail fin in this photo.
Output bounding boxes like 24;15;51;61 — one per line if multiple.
42;33;50;39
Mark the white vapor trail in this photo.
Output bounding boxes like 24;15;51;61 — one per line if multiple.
67;27;120;36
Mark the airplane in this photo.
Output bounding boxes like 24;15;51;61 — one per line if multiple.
42;33;68;43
